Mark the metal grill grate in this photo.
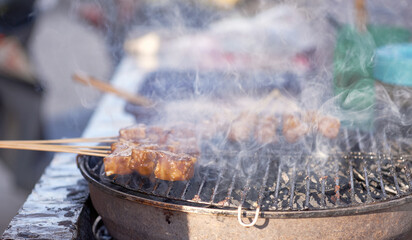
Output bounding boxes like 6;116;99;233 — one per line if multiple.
86;129;412;212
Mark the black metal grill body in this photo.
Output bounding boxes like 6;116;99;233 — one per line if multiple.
78;152;412;240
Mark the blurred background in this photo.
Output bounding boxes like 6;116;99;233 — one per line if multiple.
0;0;411;234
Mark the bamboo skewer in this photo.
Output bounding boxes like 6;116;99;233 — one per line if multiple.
0;136;117;157
73;73;153;107
0;143;111;152
0;136;117;144
3;146;110;154
54;145;111;149
254;88;281;114
255;88;300;115
0;143;109;157
0;143;112;150
355;0;367;33
221;89;299;124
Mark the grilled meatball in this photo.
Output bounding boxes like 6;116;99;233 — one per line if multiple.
228;113;257;142
318;116;340;139
282;114;309;143
254;115;278;144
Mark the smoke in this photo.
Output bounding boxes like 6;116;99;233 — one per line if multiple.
74;0;412;180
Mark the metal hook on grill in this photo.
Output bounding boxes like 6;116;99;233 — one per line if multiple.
93;216;112;240
92;216;102;237
237;205;260;227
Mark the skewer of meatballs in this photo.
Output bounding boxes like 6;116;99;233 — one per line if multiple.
104;110;341;181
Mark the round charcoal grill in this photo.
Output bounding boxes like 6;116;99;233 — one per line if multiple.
77;128;412;240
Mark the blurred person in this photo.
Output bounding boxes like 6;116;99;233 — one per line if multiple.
75;0;241;67
0;0;49;190
76;0;142;66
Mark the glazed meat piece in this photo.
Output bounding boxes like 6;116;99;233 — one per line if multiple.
104;135;198;181
104;154;132;176
254;115;278;144
110;141;130;152
168;123;197;139
166;138;200;157
146;126;170;145
164;124;200;156
200;110;236;139
318;116;341;139
282;114;309;143
104;142;134;176
119;124;147;141
130;148;157;176
119;124;170;144
154;151;197;181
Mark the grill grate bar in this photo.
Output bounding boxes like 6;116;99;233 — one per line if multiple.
404;160;412;192
398;141;412;193
209;168;225;204
362;158;373;203
389;157;402;196
274;160;283;209
289;161;297;209
180;179;191;200
124;178;132;188
138;178;144;189
334;159;341;205
226;172;238;207
258;157;271;207
321;170;326;208
356;129;365;152
356;129;372;202
165;182;173;197
383;133;402;196
151;180;160;194
225;159;242;208
371;133;387;198
305;164;311;209
377;155;387;198
349;157;355;202
194;168;210;201
239;171;253;209
343;129;351;151
344;129;355;202
238;156;260;208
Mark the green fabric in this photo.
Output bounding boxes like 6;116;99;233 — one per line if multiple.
337;78;375;129
333;25;410;129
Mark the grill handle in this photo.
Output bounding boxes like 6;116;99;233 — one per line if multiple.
237;205;261;227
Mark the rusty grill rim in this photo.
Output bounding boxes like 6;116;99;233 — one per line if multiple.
77;155;412;219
